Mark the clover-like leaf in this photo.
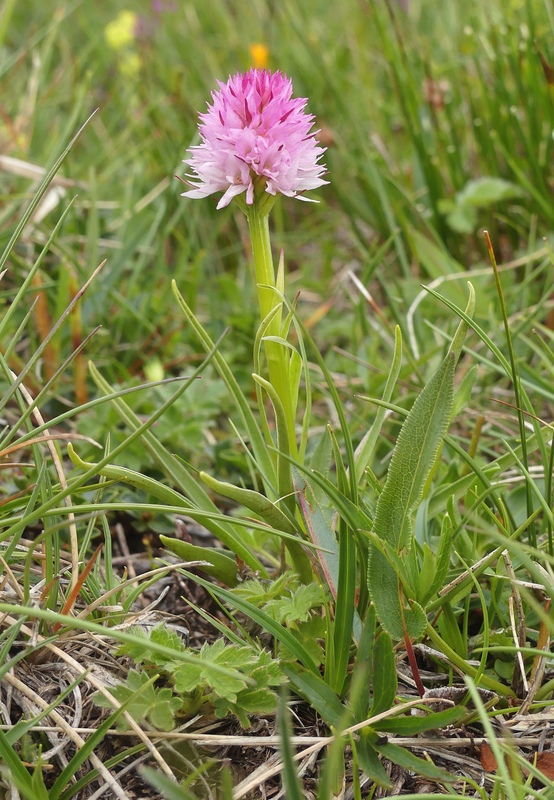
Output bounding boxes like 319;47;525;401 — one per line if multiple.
96;670;181;731
263;583;324;624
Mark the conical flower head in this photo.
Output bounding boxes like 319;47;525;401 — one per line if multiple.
182;69;328;210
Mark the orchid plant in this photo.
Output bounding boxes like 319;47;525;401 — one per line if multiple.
70;69;473;705
172;68;472;663
177;69;328;577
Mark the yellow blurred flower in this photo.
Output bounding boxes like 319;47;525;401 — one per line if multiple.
144;358;165;383
105;10;138;51
119;52;142;77
249;43;269;69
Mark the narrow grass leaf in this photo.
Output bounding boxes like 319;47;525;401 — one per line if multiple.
0;727;37;796
371;631;397;716
159;536;239;586
0;604;249;680
50;674;162;800
68;445;264;573
349;604;376;722
355;325;403;482
329;428;359;687
283;664;344;727
0;111;97;274
293;315;358;501
87;361;262;563
419;513;453;604
277;691;305;800
377;703;464;734
171;281;276;485
464;677;519;800
356;736;393;789
199;471;296;532
373;740;457;783
141;769;199;800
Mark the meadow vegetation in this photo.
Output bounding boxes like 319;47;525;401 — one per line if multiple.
1;0;554;797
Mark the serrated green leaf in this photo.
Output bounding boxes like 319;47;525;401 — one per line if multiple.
172;641;280;714
231;573;294;605
95;670;181;731
244;650;283;686
263;583;323;624
150;625;188;654
115;626;150;661
368;352;455;639
372;353;455;552
239;687;279;712
214;686;278;721
172;663;205;694
199;646;249;700
117;624;187;666
116;625;282;720
178;569;320;674
191;669;246;703
148;693;183;732
283;617;325;666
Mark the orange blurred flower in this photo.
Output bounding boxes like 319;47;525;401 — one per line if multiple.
249;43;269;69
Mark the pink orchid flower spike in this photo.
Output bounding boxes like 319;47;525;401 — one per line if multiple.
182;69;328;210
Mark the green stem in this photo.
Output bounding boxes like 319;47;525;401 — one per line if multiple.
247;203;298;461
246;201;312;583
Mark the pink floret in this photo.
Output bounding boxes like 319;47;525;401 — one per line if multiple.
182;69;328;209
